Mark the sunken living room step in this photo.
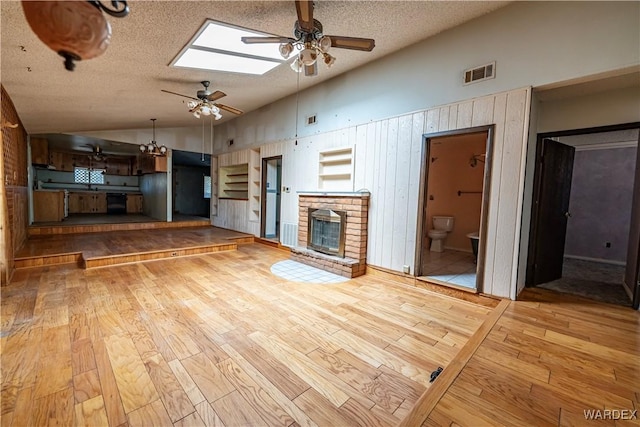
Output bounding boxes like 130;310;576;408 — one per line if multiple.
293;191;369;278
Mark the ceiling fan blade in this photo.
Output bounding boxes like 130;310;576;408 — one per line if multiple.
304;62;318;77
326;35;375;51
216;104;244;115
206;90;226;102
241;36;293;44
295;0;314;32
161;89;199;100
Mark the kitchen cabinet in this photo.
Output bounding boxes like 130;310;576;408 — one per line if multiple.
136;155;167;174
50;150;97;171
126;194;143;213
33;190;64;222
106;157;132;176
68;192;107;214
31;138;49;166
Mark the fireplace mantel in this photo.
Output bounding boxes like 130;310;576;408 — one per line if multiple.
297;191;370;197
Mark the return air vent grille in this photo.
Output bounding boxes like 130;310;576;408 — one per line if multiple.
464;61;495;85
282;223;298;247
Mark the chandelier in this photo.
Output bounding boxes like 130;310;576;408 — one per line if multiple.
21;1;130;71
139;119;167;156
280;35;336;73
187;100;222;120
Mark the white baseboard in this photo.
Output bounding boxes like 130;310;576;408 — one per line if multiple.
563;254;626;266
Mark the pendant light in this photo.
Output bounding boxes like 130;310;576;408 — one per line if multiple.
21;1;130;71
139;119;167;156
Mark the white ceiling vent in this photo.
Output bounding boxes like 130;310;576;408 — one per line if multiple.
463;61;495;85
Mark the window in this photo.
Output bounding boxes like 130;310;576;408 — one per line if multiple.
204;175;211;199
74;167;105;184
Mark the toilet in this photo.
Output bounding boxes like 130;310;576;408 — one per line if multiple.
428;216;454;252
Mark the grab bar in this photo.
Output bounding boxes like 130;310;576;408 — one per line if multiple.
457;190;482;196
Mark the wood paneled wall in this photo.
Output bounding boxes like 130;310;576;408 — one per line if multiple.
1;85;29;285
213;149;257;235
214;88;531;298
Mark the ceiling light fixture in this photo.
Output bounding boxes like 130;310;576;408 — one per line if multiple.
280;36;335;74
140;119;167;156
21;1;130;71
241;1;374;77
188;101;222;120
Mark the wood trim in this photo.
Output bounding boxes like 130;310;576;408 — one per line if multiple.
15;252;82;269
397;298;510;427
254;237;291;252
538;121;640;139
367;264;501;308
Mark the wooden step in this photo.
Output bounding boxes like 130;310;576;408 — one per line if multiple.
14;252;83;269
83;242;238;268
16;226;254;270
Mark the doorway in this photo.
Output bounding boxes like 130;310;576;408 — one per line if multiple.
526;124;640;308
172;150;211;221
261;156;282;241
416;126;494;293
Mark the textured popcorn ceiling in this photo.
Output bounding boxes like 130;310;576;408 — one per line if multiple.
1;1;509;134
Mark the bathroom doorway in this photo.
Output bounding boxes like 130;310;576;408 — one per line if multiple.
415;126;494;292
261;156;282;241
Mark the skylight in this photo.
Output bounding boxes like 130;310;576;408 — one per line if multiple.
171;20;286;75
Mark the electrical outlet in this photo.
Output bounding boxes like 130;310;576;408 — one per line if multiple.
605;242;611;248
402;265;410;274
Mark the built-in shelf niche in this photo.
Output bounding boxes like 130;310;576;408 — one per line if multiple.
318;146;354;190
249;148;261;222
219;163;249;200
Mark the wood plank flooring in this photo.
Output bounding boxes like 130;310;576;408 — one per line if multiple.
1;244;492;426
420;288;640;427
2;242;639;426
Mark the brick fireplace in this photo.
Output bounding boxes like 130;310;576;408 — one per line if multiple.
291;191;370;278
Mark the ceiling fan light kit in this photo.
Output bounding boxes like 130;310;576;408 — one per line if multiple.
140;119;167;156
242;0;374;76
161;81;243;120
21;0;130;71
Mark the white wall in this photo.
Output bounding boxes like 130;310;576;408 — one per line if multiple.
537;86;640;133
212;1;639;152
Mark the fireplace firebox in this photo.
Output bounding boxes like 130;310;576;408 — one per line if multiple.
307;208;346;258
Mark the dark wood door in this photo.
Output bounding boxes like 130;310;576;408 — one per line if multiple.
528;139;575;285
625;131;640;309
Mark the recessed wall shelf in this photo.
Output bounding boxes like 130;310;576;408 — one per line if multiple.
249;148;261;222
318;146;354;190
219;163;249;200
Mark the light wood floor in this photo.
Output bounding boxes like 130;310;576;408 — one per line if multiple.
16;226;251;259
421;288;640;427
2;244;639;426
